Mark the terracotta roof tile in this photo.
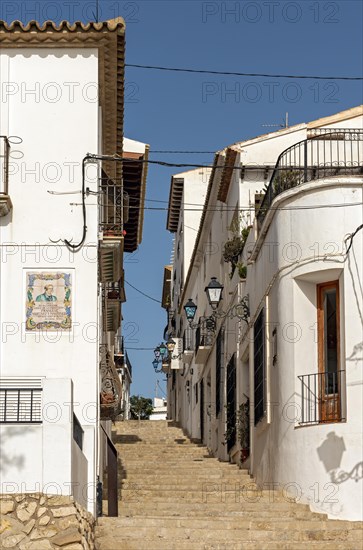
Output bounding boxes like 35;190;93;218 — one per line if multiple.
0;19;125;33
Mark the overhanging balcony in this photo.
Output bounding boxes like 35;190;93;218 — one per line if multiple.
257;128;363;231
100;345;123;421
183;327;194;365
0;136;12;216
195;319;215;365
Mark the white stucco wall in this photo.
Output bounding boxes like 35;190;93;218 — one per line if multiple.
245;177;363;521
169;109;363;520
0;48;100;514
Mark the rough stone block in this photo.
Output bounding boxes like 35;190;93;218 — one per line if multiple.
20;540;54;550
39;515;51;526
52;527;82;546
0;501;15;515
56;515;79;530
22;519;36;534
30;526;58;540
48;496;74;506
1;533;27;548
52;506;77;518
16;502;37;522
37;507;47;517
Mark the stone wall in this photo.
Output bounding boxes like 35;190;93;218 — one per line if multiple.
0;494;95;549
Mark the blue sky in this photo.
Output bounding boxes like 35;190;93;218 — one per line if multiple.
4;1;363;399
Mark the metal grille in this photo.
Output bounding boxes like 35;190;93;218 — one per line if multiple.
226;354;236;452
73;414;84;450
257;128;363;230
254;309;265;426
215;328;224;418
0;388;42;423
298;370;346;426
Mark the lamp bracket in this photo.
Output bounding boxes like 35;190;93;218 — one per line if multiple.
210;295;250;323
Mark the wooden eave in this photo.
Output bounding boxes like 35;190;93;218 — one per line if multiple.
0;19;125;181
123;150;147;253
217;148;238;203
166;177;184;232
161;265;172;309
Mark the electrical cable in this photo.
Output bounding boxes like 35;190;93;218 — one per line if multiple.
125;279;162;304
64;157;87;251
125;63;363;81
150;150;216;154
345;223;363;255
125;202;363;212
125;347;157;350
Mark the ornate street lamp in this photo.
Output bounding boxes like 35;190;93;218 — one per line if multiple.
184;277;250;327
166;336;176;353
159;342;168;360
184;298;197;323
152;359;160;371
205;277;224;310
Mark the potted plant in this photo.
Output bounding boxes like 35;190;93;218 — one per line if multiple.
223;226;251;278
237;398;250;463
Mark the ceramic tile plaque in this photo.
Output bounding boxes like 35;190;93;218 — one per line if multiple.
26;272;72;331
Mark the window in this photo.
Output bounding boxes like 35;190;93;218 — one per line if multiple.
226;354;236;451
254;308;265;426
0;379;43;424
317;281;342;422
215;328;224;417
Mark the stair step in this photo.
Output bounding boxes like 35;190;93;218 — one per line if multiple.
95;420;363;550
95;525;362;541
96;539;360;550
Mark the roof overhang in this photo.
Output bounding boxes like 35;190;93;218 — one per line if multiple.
161;265;172;309
123;142;149;252
0;19;125;181
166;177;184;232
217;147;238;202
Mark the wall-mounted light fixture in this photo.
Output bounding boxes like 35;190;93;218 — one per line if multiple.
152;338;183;374
184;277;250;328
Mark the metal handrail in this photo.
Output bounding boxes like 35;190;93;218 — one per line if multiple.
100;424;118;517
257;129;363;230
0;135;10;195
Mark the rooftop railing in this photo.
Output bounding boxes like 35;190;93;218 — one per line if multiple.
257;128;363;230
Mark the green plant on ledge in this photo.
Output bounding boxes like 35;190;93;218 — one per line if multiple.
236;262;247;279
223;226;250;279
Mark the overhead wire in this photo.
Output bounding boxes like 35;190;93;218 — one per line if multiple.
125;63;363;81
125;279;162;304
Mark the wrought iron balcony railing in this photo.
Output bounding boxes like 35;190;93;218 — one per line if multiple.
100;344;123;421
0;135;10;196
257;128;363;230
298;370;346;426
99;180;124;238
195;318;215;353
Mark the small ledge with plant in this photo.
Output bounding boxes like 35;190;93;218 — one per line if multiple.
223;226;250;280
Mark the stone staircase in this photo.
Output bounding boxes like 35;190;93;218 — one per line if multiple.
95;420;362;550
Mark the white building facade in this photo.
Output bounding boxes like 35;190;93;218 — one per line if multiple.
164;106;363;521
0;20;147;518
